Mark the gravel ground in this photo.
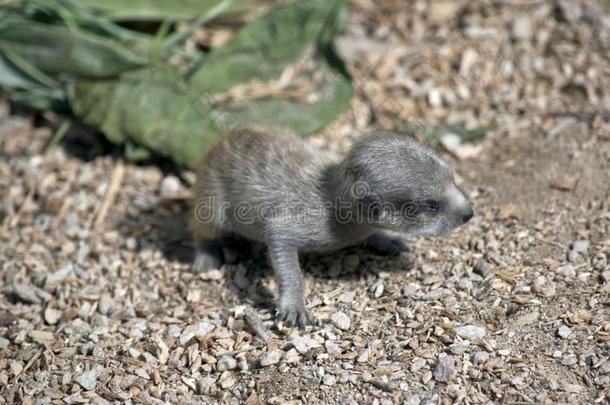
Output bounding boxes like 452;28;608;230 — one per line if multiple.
2;1;610;404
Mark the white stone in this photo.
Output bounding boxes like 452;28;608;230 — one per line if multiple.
330;311;351;331
557;325;572;339
75;368;99;391
159;175;183;199
259;350;282;367
179;321;215;345
472;351;489;364
454;325;486;340
291;335;321;354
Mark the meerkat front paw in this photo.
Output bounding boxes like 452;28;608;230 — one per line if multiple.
192;251;222;274
276;299;315;327
365;233;410;256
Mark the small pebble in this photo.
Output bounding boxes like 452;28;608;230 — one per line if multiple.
259;350;282;367
322;374;336;386
134;368;150;380
457;278;473;292
473;260;491;276
449;341;470;355
570;240;589;254
179;321;215;345
557;325;572;339
511;376;524;386
159;175;183;199
562;354;578;366
433;354;455;382
237;356;249;371
556;264;575;278
44;307;62;325
428;88;442;107
513;311;539;327
472;351;489;364
75;368;99;391
422;288;451;300
220;374;236;389
98;293;114;315
197;377;216;394
13;283;41;304
91;395;110;405
216;355;237;372
371;281;384;298
291;335;320;354
284;348;299;363
167;324;181;338
595;375;610;388
403;395;421;405
440;134;462;156
557;0;582;22
28;330;54;345
10;360;23;376
330;311;351;331
44;266;74;290
512;15;532;40
454;325;486;340
357;349;369;363
410;357;426;372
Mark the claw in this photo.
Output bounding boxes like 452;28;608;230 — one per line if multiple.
276;303;315;327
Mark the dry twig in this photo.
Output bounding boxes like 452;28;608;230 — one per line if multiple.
244;306;273;342
93;160;125;230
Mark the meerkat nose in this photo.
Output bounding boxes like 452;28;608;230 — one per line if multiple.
462;207;474;223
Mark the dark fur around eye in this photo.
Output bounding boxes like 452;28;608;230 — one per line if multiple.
425;200;440;212
396;199;440;218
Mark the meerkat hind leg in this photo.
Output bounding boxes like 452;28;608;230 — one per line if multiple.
365;232;410;256
192;239;223;274
267;242;314;326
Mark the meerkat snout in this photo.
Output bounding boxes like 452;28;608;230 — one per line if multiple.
462;208;474;223
447;186;474;224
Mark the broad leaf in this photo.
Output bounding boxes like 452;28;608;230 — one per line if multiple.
71;0;250;21
0;9;147;79
190;0;346;92
69;0;352;168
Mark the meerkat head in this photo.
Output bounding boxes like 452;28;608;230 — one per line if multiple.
342;132;473;236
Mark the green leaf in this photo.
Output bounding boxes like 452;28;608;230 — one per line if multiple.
25;0;154;50
44;118;71;152
0;9;147;79
6;87;67;111
0;52;42;89
68;0;352;168
163;0;236;52
205;61;352;134
0;52;67;110
69;70;223;167
190;0;345;93
70;0;249;21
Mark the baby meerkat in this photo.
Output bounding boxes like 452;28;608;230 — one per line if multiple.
191;127;473;326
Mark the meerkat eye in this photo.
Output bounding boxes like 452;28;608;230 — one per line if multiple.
424;200;440;212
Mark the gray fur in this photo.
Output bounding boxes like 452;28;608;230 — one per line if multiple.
190;127;473;326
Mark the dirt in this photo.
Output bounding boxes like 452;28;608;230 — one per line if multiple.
1;0;610;404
